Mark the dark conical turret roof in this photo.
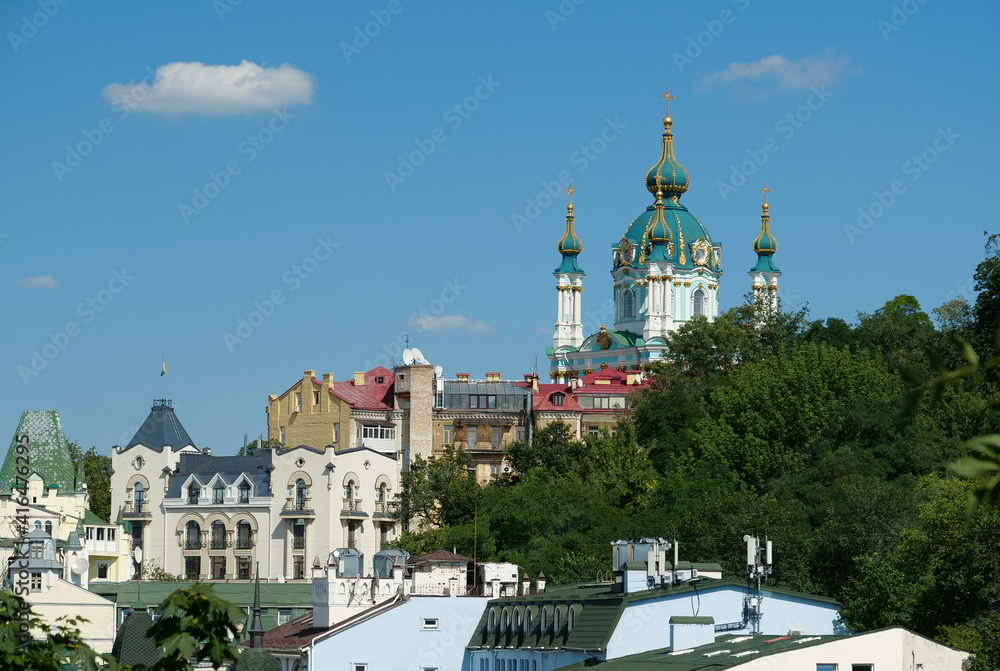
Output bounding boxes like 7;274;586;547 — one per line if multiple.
110;607;160;666
124;400;196;453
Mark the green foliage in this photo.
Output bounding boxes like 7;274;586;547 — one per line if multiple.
68;442;113;522
141;558;184;581
393;446;479;530
0;591;112;671
237;438;282;456
146;583;245;671
504;421;587;479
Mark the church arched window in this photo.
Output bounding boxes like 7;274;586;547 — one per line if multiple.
693;288;706;316
621;287;635;319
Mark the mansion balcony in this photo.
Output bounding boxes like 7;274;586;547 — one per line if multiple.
449;440;508;454
122;501;152;518
341;498;367;518
280;497;315;517
234;538;255;550
292;537;305;549
373;500;392;518
184;540;202;550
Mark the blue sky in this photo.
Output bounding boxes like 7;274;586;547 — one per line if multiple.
2;0;997;455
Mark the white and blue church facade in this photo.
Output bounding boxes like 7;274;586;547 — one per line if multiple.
546;98;782;383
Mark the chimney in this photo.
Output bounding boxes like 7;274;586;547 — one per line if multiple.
537;571;546;593
304;369;316;382
456;373;470;382
354;372;365;386
522;572;530;596
323;373;335;391
626;371;637;385
486;372;501;381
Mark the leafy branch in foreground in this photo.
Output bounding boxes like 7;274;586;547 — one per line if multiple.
901;332;1000;514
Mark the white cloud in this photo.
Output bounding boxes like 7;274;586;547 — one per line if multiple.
102;60;315;116
701;49;851;90
16;275;59;288
411;314;499;333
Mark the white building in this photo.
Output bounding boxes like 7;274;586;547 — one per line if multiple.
110;399;400;582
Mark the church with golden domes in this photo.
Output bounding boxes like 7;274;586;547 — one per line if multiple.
546;89;781;383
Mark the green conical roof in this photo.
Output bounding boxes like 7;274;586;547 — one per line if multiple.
0;411;81;495
232;649;282;671
110;608;160;666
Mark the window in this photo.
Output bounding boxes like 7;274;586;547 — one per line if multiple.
334;423;340;443
491;427;501;449
816;666;838;671
622;286;635;318
422;618;439;630
296;479;308;510
185;556;201;580
353;665;368;671
360;425;396;440
239;482;251;503
97;563;108;579
293;556;305;580
278;609;293;625
236;521;253;549
515;426;525;442
443;425;454;444
347;520;357;549
294;392;301;411
135;456;143;468
97;528;105;541
610;426;619;437
588;426;600;437
378;482;388;504
188;483;200;504
30;543;42;559
851;666;873;671
469;427;477;450
490;464;500;478
211;556;226;580
185;521;201;549
280;426;286;443
213;483;225;504
380;523;390;547
314;391;320;405
470;394;497;409
211;522;226;549
293;520;305;549
237;556;251;579
30;572;41;591
86;527;94;540
552;392;564;406
134;482;145;511
693;288;706;316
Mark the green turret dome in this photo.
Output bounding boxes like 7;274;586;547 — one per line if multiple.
555;189;585;275
751;199;780;272
644;117;689;196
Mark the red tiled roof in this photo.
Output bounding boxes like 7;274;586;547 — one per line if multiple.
315;366;395;411
533;385;583;412
411;549;474;564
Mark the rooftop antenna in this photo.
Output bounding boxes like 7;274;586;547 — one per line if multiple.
404;333;411;348
742;534;773;635
533;354;537;377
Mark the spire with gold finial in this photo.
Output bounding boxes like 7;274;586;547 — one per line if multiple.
645;86;689;197
556;184;585;274
751;182;780;272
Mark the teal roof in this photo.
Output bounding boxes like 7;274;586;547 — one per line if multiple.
622;201;715;272
556;254;585;275
0;411;83;495
579;329;645;352
556;202;585;276
751;203;779;272
645;117;689;196
751;255;781;273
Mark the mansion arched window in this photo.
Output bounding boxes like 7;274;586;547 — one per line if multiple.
236;521;253;549
211;521;226;549
621;287;635;319
134;482;145;513
295;479;308;510
693;288;706;316
185;521;201;549
378;482;387;504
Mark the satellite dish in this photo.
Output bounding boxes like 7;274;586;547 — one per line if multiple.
128;563;136;579
332;549;340;558
411;347;428;365
277;574;285;583
434;365;443;378
71;558;88;575
402;349;414;365
133;546;143;563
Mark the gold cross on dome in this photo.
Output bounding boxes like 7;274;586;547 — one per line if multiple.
565;184;576;205
660;86;675;115
760;182;771;204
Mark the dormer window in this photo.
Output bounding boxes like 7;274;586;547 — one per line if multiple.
551;393;565;407
188;483;200;504
239;482;251;503
213;483;225;504
375;376;384;384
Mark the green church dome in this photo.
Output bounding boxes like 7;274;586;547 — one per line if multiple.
644;117;689;195
555;188;585;275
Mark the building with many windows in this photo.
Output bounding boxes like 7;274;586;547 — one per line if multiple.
110;399;400;582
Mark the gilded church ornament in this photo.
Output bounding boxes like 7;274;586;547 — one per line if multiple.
597;325;612;350
691;238;712;267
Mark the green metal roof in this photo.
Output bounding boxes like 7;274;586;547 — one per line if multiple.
668;616;714;624
561;633;838;670
468;580;841;654
82;508;111;525
0;411;83;495
622;203;715;272
624;561;647;570
91;581;315;609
